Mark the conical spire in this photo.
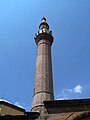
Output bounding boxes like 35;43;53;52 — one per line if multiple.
41;17;46;23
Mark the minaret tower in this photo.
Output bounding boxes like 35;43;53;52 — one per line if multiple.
32;18;54;113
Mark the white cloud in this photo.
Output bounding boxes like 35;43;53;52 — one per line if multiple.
74;85;82;93
56;97;65;100
15;102;25;109
56;89;72;100
56;84;82;100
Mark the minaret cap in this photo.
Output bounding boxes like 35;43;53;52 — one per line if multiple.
39;17;49;29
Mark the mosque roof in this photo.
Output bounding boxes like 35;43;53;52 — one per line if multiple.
0;99;25;112
44;98;90;114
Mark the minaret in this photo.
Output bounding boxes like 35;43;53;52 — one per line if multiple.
31;18;54;113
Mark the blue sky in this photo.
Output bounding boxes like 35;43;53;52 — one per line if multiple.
0;0;90;111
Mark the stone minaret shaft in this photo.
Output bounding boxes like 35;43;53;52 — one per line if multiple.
32;18;54;112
